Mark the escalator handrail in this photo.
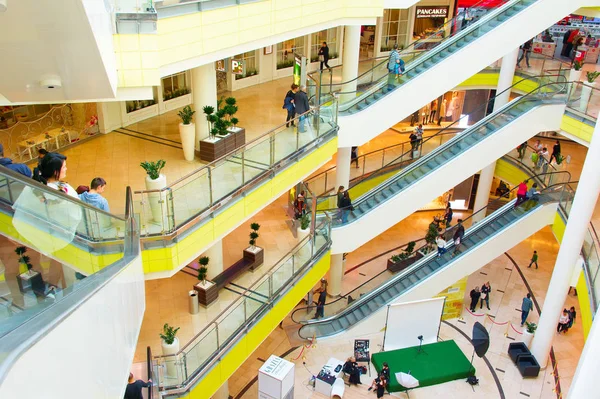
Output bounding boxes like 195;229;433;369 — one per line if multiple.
303;171;569;327
316;76;568;212
0;185;139;386
306;128;464;196
290;237;426;323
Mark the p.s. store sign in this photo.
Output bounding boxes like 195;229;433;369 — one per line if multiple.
416;6;449;18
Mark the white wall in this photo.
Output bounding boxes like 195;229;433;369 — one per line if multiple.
325;202;558;341
330;102;566;254
0;255;146;399
336;0;587;147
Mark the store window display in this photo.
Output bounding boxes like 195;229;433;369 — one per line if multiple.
161;72;190;102
126;88;158;114
381;8;410;52
413;6;449;50
276;37;305;70
311;28;338;62
234;50;259;80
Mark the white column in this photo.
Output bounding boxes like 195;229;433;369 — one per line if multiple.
329;254;344;297
530;117;600;368
203;239;223;281
335;147;352;191
568;315;600;398
471;48;519;222
212;380;229;399
192;63;218;150
340;25;361;103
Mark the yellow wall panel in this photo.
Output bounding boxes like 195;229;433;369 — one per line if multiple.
121;52;142;70
576;271;593;340
122;70;144;87
238;13;271;31
238;26;274;44
203;33;240;54
201;6;239;25
138;35;159;51
118;35;141;52
240;1;273;16
142;69;160;86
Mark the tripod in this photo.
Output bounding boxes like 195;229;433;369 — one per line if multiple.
415;336;428;356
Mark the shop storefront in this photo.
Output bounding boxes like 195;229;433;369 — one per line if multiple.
413;5;449;45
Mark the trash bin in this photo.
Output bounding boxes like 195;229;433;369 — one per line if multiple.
188;290;199;314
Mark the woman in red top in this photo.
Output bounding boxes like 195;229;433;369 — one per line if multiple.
515;180;528;208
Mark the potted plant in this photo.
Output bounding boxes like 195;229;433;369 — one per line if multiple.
387;241;423;273
203;105;219;141
177;105;196;161
418;222;440;256
140;160;167;223
244;222;264;270
15;246;33;275
297;213;311;239
159;323;180;375
194;256;218;306
522;321;537;348
580;71;600;113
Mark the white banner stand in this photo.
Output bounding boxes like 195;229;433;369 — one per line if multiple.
258;355;295;399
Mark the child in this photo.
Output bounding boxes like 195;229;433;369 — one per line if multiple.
528;251;538;269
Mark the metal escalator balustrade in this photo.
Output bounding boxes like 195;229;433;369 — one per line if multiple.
309;0;539;114
0;169;139;384
315;77;569;228
133;95;338;237
154;212;332;396
298;174;571;339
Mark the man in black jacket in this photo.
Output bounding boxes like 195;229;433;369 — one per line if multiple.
294;86;310;133
124;373;151;399
318;41;330;70
452;219;465;256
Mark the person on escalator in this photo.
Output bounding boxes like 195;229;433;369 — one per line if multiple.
339;191;354;224
452;219;465;256
124;373;152;399
314;287;327;318
387;44;405;84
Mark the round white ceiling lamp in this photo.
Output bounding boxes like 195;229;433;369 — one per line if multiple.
0;0;7;13
39;74;62;89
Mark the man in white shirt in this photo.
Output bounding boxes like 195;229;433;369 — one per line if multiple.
436;235;447;256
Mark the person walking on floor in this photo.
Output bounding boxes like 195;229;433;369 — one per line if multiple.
124;373;152;399
549;139;561;164
444;203;453;227
557;309;570;333
282;84;298;127
294;85;310;133
469;286;481;312
314;287;327;318
351;146;359;169
480;281;491;310
452;219;465;256
517;38;533;68
565;306;577;332
521;293;533;327
515;180;528;208
528;250;539;269
318;41;331;70
517;141;528;161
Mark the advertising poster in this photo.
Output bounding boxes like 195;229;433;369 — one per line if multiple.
354;339;370;362
293;54;302;86
231;59;244;75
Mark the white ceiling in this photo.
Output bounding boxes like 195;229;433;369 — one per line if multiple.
0;0;117;104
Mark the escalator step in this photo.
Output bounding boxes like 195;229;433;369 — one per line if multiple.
381;291;392;302
332;320;342;331
416;269;426;279
399;279;410;290
346;312;358;325
388;285;400;297
408;275;418;285
423;265;433;275
339;318;350;329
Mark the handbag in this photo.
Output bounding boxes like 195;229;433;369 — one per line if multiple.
454;237;461;245
319;55;324;62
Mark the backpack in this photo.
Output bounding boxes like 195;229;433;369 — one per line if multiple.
76;185;90;195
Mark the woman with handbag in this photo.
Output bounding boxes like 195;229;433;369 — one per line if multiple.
318;42;330;70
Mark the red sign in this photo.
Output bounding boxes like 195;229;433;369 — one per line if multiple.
457;0;506;7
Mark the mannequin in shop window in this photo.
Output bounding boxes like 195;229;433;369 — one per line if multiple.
447;93;458;122
429;99;438;124
423;102;431;125
439;99;447;126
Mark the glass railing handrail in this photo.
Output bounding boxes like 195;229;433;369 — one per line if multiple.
316;76;568;212
134;99;335;195
0;186;138;385
308;172;569;325
156;214;332;394
0;166;127;222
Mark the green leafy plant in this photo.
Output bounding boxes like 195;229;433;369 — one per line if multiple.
573;60;584;71
586;71;600;83
177;105;195;125
159;323;180;345
300;214;310;230
391;241;416;262
277;59;294;69
525;321;537;334
231;117;239;127
15;246;33;272
140;160;166;180
198;256;209;283
249;222;261;248
425;222;439;248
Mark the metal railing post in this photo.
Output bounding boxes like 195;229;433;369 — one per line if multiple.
241;151;246;184
208;168;214;206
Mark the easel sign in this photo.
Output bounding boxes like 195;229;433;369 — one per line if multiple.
354;339;371;376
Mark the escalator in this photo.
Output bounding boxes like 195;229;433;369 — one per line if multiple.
308;0;585;146
319;78;568;254
296;178;569;339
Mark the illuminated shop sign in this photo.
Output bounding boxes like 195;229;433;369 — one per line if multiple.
416;6;449;18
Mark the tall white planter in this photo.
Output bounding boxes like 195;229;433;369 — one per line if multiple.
161;337;180;378
568;69;582;100
522;330;534;348
145;174;167;224
179;122;195;161
580;81;596;114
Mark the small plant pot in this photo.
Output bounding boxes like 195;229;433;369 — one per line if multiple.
178;122;195;161
297;226;310;240
161;337;180;378
387;252;423;273
244;246;264;271
194;280;218;307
